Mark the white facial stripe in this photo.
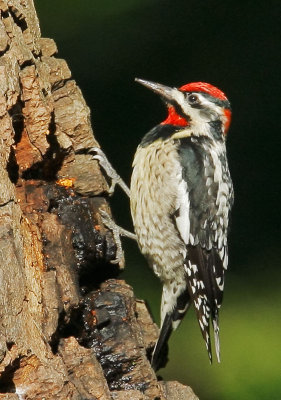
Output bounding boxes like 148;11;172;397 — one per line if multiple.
173;90;225;138
171;88;186;106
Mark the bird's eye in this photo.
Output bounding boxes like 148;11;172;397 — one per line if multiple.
188;94;199;104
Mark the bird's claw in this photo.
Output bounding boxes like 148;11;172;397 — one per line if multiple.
89;147;134;267
89;147;130;197
99;209;136;269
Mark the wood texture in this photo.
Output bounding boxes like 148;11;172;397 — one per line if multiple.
0;1;199;398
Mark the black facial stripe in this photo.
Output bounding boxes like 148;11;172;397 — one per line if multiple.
182;91;231;110
209;120;224;141
197;92;231;109
190;102;203;109
165;98;192;122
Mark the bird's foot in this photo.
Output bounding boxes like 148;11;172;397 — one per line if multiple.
89;147;130;197
100;209;136;269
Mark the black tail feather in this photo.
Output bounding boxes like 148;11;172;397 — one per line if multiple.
151;312;173;371
151;289;190;371
185;245;224;362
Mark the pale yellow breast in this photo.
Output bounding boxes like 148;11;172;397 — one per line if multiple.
130;139;186;280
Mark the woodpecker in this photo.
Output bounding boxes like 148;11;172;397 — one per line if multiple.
130;78;234;369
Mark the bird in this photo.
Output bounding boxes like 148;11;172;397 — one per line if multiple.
130;78;234;369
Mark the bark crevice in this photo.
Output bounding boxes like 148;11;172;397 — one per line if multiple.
0;1;199;399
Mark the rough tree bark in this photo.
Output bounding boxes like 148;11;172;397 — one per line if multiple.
0;1;199;399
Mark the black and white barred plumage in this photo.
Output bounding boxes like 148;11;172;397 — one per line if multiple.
130;79;233;369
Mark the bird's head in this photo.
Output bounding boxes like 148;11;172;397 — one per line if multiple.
135;78;231;139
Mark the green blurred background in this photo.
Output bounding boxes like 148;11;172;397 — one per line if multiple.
35;1;281;398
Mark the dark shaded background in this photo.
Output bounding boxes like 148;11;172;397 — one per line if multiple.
36;1;281;399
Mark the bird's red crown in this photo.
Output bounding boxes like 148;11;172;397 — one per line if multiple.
161;81;230;130
179;82;228;101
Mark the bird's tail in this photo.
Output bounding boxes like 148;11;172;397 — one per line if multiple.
212;313;220;363
151;288;190;371
151;312;173;371
185;246;224;363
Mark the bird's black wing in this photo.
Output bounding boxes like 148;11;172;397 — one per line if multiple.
175;136;231;362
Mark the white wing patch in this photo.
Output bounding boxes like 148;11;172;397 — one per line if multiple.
175;177;190;245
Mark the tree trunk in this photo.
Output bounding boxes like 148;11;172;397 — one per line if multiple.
0;1;198;399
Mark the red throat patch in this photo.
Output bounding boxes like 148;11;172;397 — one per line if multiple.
161;106;189;126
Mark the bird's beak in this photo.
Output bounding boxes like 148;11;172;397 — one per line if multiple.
135;78;176;103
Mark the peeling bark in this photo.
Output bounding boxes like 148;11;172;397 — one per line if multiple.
0;1;198;399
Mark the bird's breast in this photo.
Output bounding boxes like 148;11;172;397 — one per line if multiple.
130;139;186;280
